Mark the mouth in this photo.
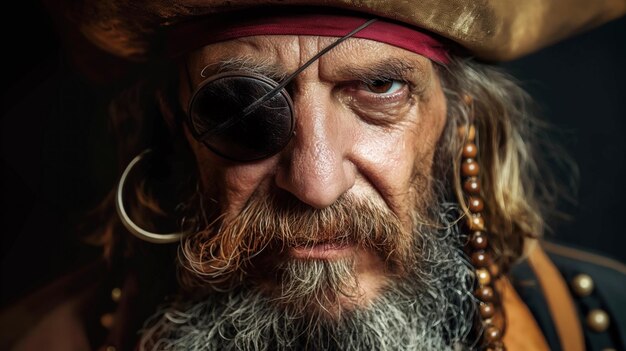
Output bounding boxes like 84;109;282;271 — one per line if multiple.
289;241;354;260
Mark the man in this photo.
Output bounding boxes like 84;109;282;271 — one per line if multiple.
3;1;626;351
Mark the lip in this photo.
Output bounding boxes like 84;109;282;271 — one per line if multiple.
289;242;354;260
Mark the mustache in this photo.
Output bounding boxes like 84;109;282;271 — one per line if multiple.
178;192;414;291
140;202;475;351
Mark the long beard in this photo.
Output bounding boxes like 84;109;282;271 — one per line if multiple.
138;199;475;350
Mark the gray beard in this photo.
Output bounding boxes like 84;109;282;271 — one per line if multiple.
138;204;475;351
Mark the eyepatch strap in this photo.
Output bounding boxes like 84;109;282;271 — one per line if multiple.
241;18;377;116
187;18;377;138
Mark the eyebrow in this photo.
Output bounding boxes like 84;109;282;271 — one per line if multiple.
200;56;289;82
338;58;420;83
339;58;431;96
198;56;428;93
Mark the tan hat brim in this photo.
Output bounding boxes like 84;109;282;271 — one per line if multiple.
58;0;626;62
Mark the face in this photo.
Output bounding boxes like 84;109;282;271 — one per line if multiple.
143;34;475;350
179;35;448;305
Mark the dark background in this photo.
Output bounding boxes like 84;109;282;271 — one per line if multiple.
1;2;625;306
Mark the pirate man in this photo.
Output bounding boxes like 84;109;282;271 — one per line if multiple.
4;1;626;350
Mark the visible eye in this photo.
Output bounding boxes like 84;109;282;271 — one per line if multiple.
363;79;405;94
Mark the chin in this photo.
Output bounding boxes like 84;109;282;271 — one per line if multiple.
138;204;476;350
252;245;390;320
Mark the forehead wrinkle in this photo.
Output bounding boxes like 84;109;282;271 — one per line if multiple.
315;39;432;82
193;36;433;89
194;36;299;82
204;55;289;82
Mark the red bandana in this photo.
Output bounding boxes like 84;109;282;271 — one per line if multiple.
167;13;450;64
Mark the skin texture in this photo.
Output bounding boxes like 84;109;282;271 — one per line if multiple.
179;35;448;308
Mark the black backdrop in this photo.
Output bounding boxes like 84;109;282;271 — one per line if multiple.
1;2;625;306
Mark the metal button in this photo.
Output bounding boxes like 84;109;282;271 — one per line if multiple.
571;274;594;297
586;309;610;332
111;287;122;302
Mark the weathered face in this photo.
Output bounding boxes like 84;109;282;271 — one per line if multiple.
143;36;478;350
179;35;448;310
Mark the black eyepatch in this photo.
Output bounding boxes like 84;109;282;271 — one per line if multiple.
186;19;376;162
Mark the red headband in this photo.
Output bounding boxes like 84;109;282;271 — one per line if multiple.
167;13;450;64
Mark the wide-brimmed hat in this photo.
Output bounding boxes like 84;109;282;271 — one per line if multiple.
54;0;625;63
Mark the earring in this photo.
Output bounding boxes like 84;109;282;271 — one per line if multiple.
460;99;506;350
115;149;186;244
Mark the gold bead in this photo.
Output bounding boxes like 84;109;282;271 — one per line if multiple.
480;302;495;319
464;177;480;194
476;268;491;285
462;160;480;177
463;143;478;158
100;313;115;329
484;325;502;343
472;251;490;267
468;125;476;141
571;274;594;297
468;196;484;212
105;346;117;351
111;287;122;302
468;215;485;231
475;286;494;302
470;231;488;250
586;309;610;332
458;124;476;141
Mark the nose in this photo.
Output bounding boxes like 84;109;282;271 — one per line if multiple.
275;85;356;209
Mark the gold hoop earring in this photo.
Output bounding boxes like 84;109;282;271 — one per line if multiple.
115;149;186;244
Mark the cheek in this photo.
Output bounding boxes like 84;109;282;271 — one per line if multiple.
183;125;278;215
352;86;447;215
410;91;447;201
412;85;448;170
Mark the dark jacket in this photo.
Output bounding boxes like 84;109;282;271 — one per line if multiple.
2;241;625;350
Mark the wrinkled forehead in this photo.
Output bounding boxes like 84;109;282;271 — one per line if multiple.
186;36;435;83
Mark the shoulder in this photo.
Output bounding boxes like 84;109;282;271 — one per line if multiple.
0;260;107;351
511;241;626;351
543;241;626;343
542;241;626;296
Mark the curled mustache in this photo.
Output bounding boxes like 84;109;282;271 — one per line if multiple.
178;193;414;291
